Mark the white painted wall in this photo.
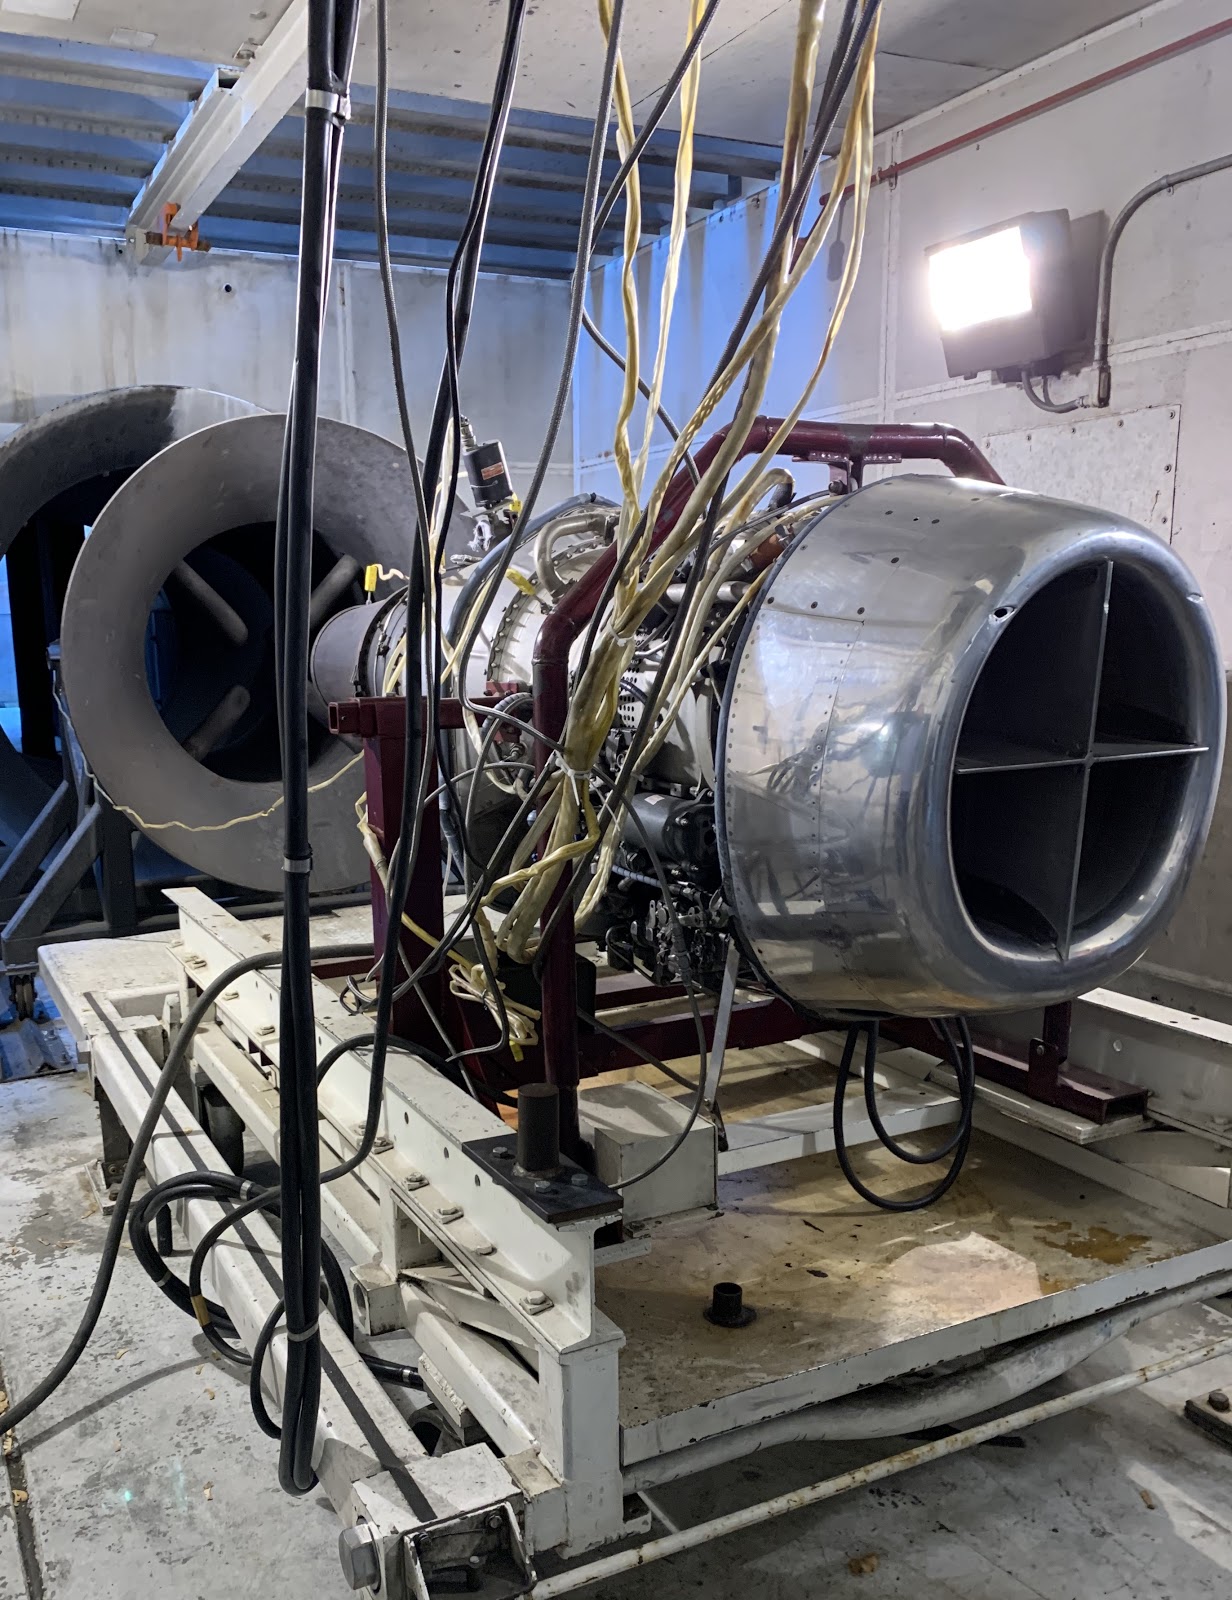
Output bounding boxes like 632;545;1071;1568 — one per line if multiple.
576;0;1232;655
0;229;575;503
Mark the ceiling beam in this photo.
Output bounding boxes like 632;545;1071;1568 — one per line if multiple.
126;0;315;263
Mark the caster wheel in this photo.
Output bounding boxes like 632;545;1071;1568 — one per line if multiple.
10;975;36;1022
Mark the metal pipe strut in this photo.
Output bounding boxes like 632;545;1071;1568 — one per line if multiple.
531;1329;1232;1597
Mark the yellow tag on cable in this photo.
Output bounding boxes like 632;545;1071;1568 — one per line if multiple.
363;564;379;594
190;1293;212;1328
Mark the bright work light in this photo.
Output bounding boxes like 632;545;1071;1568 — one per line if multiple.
929;225;1033;332
926;210;1081;381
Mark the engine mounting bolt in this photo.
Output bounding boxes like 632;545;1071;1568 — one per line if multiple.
1209;1389;1230;1413
436;1205;463;1222
570;1172;589;1188
491;1145;511;1159
338;1524;381;1593
533;1180;552;1194
486;1512;505;1532
521;1290;551;1313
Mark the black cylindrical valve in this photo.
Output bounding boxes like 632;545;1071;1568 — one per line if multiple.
464;436;513;510
515;1083;561;1177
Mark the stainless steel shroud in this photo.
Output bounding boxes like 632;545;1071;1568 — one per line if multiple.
717;474;1226;1016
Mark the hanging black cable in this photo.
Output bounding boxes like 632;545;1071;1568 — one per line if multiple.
129;1168;423;1454
354;0;531;1241
818;0;860;110
590;0;722;238
446;0;625;735
0;942;369;1435
862;1019;973;1165
272;0;362;1496
831;1018;976;1212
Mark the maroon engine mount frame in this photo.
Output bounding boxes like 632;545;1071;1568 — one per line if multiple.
332;418;1147;1155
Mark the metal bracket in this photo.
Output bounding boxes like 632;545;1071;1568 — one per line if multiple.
404;1501;534;1600
702;939;740;1124
461;1137;622;1226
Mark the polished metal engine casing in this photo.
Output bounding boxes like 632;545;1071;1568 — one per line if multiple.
717;474;1225;1017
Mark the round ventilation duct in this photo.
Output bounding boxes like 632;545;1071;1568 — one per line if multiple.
717;474;1225;1017
60;413;426;893
0;386;262;847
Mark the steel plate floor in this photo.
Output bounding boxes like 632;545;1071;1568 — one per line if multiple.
3;1072;1232;1599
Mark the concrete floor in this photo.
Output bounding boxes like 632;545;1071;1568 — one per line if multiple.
3;1070;1232;1600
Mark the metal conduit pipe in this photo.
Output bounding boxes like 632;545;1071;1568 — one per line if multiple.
533;504;614;600
624;1269;1232;1492
1095;152;1232;406
443;492;616;658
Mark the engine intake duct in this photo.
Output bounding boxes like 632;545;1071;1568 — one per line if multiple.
718;474;1225;1017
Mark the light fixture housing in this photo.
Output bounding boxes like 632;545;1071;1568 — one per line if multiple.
927;210;1082;382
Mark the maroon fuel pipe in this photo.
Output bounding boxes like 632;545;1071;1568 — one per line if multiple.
529;417;1001;1152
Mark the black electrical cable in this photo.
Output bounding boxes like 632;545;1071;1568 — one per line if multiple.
372;0;433;556
368;3;629;1079
862;1019;972;1165
418;0;528;879
448;0;625;750
273;0;363;1497
587;1011;708;1192
358;0;531;1155
130;1173;253;1334
580;309;701;484
818;0;860;112
0;943;370;1436
579;1010;696;1095
831;1018;976;1212
248;1273;422;1444
129;1167;423;1443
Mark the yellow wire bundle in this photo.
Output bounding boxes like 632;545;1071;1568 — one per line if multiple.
485;0;881;964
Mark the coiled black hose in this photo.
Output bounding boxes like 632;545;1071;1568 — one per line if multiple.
832;1018;976;1212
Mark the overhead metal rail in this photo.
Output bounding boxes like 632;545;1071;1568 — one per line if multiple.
0;28;782;278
